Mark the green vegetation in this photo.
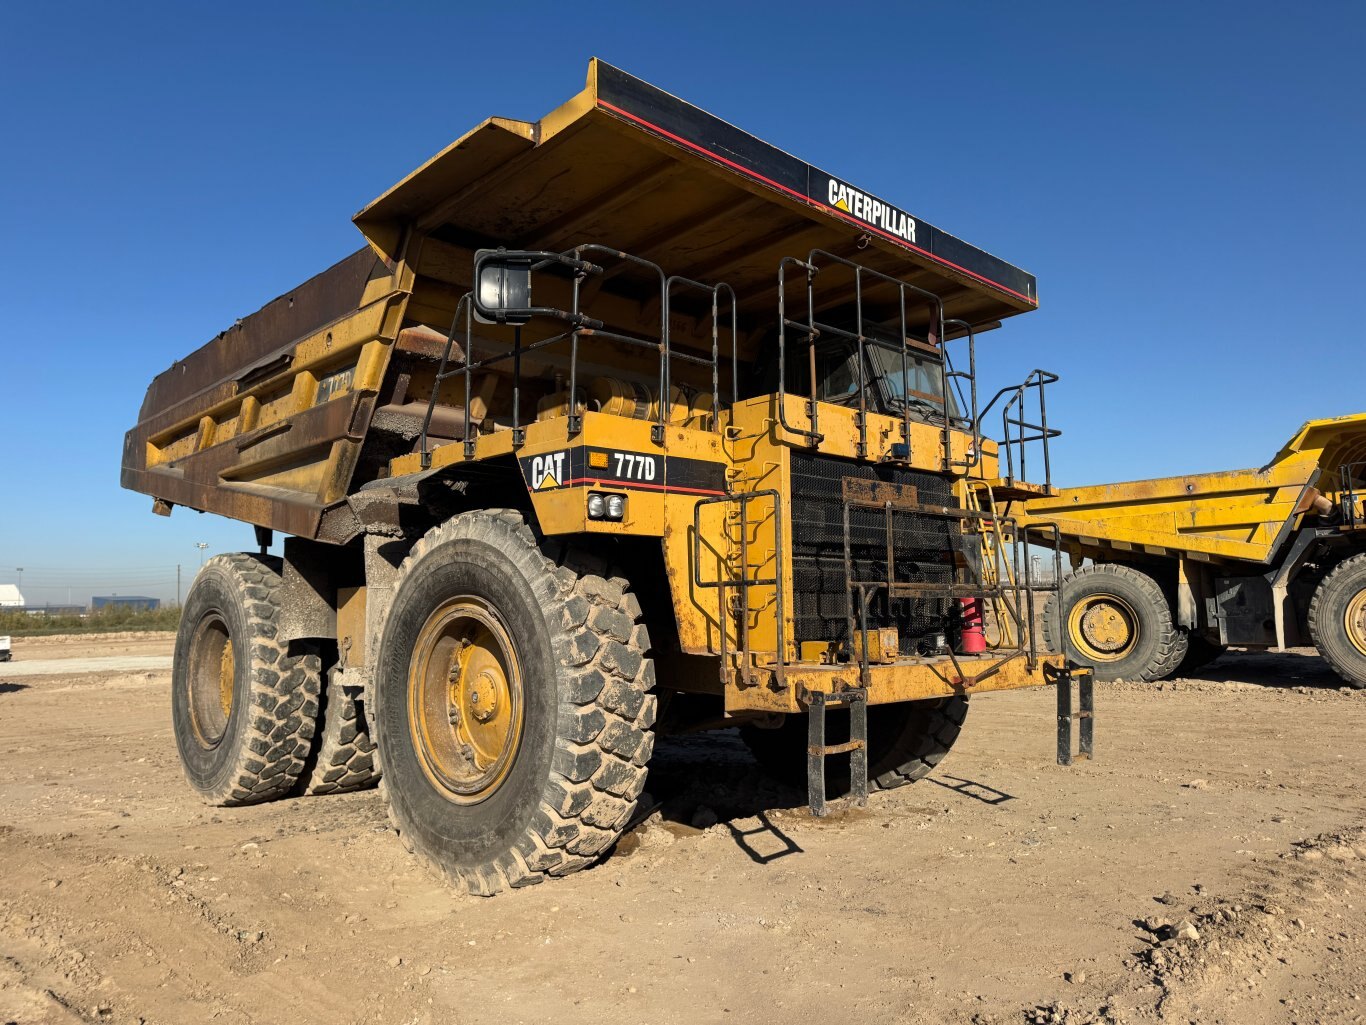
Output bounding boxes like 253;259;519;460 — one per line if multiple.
0;605;182;637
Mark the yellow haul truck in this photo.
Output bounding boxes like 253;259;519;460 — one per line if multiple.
1022;414;1366;687
122;60;1090;894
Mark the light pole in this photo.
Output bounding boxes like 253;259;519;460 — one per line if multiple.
196;543;209;568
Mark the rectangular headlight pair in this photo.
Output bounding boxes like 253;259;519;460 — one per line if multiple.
587;492;626;521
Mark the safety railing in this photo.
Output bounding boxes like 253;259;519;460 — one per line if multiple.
1340;462;1366;529
839;480;1064;690
979;369;1060;493
942;318;980;474
691;489;786;692
419;245;737;467
776;250;977;468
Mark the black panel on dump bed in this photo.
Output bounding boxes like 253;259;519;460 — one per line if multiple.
593;62;1036;307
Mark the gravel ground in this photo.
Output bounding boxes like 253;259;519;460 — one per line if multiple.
2;637;1364;1025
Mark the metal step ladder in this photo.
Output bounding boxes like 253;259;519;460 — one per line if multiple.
806;688;869;816
1048;662;1095;765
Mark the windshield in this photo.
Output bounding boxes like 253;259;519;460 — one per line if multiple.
868;346;960;418
804;340;961;420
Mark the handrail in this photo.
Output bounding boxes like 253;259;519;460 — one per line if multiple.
417;243;735;467
776;249;948;461
942;318;980;474
1340;462;1366;528
692;489;786;691
979;368;1061;491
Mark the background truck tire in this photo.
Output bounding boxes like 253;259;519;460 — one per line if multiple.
171;554;321;805
296;668;381;796
1044;564;1187;681
1308;552;1366;688
743;696;969;795
373;510;655;896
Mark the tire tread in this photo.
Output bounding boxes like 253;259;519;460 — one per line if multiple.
181;553;320;806
1042;563;1187;681
377;510;654;895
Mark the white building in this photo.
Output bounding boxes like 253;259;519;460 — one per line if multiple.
0;585;25;608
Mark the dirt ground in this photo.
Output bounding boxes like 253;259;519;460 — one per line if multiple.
2;637;1364;1025
6;633;175;661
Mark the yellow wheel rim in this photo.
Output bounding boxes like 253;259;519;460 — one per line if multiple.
187;614;234;747
219;641;235;721
1066;592;1139;663
409;597;524;805
1345;589;1366;658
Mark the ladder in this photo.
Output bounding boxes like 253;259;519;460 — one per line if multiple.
806;688;868;817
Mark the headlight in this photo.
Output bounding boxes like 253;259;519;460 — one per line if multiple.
588;492;626;521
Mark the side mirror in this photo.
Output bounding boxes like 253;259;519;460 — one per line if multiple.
472;250;534;325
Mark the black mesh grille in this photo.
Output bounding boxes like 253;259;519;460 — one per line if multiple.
789;452;959;652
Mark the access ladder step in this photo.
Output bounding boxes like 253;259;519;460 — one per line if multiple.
806;688;868;817
1047;663;1094;765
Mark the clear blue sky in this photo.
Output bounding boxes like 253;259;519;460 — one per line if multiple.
2;2;1363;605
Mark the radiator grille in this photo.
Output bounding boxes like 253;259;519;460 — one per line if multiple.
789;452;959;653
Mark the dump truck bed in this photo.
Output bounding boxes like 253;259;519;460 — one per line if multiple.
1021;413;1366;564
123;59;1039;541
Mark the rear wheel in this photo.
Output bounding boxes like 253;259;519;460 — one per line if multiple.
374;510;655;895
171;554;321;805
743;696;969;795
297;668;381;796
1308;552;1366;688
1044;564;1187;681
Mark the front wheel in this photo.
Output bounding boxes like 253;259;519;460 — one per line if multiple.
1043;564;1187;681
374;510;656;895
1308;552;1366;688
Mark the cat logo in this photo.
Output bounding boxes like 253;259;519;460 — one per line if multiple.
529;452;567;490
826;178;917;244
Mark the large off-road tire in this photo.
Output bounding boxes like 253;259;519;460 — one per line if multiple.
1175;634;1227;676
1308;552;1366;688
1044;564;1187;681
374;509;655;896
297;669;381;796
171;554;321;805
743;696;969;794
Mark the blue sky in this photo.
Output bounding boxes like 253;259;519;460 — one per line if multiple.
2;2;1363;605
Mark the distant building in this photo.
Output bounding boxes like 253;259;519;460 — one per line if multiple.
91;595;161;613
0;585;23;608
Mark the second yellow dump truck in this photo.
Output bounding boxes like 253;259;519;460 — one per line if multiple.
1022;414;1366;687
122;60;1089;894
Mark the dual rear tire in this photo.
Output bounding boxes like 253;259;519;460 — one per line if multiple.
172;554;379;805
